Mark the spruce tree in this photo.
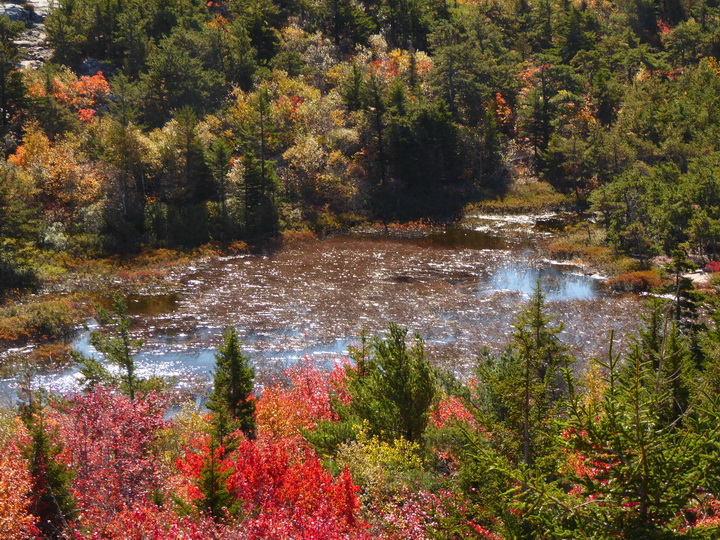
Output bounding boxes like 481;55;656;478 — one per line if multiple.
341;61;365;112
476;281;571;465
207;327;256;441
239;87;280;240
553;331;718;537
195;435;237;520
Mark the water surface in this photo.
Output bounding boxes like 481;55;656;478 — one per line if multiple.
1;219;643;397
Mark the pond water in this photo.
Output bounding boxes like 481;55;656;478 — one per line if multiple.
1;216;644;398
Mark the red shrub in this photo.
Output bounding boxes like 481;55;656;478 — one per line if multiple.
53;388;167;531
255;359;347;447
177;438;368;538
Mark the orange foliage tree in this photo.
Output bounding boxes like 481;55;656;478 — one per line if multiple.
9;123;104;223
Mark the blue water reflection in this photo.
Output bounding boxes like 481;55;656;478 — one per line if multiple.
475;264;599;301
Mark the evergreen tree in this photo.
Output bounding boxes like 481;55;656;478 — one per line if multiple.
429;20;476;122
194;435;237;520
0;164;38;294
362;72;388;186
345;324;437;443
205;15;257;91
476;281;571;465
341;61;365;112
0;15;26;135
242;152;279;240
552;332;717;536
554;4;599;64
385;99;459;193
206;138;234;238
459;322;720;538
238;87;280;239
632;299;697;426
19;392;76;539
319;0;375;51
207;327;256;441
74;294;142;400
141;27;225;126
229;0;281;64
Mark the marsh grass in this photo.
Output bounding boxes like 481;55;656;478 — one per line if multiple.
468;182;572;214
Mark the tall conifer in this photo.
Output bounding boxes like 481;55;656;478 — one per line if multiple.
207;327;256;441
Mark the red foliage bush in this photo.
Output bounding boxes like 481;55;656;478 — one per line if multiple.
73;501;231;539
177;437;369;538
0;440;36;538
255;359;347;447
430;396;476;430
53;387;167;531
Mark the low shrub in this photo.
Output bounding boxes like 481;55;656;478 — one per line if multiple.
280;228;317;245
606;270;664;293
470;182;571;214
546;240;581;260
0;299;89;345
226;240;249;254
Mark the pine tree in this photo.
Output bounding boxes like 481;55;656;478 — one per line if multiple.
207;327;256;441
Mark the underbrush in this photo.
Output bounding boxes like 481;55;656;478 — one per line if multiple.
279;228;317;244
0;251;37;294
0;342;75;379
543;221;641;276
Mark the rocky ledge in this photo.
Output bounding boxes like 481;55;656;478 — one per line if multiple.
3;1;53;69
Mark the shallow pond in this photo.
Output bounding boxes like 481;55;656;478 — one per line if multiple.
1;217;644;398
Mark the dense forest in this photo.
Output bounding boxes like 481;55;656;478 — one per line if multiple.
3;0;720;536
1;0;720;272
